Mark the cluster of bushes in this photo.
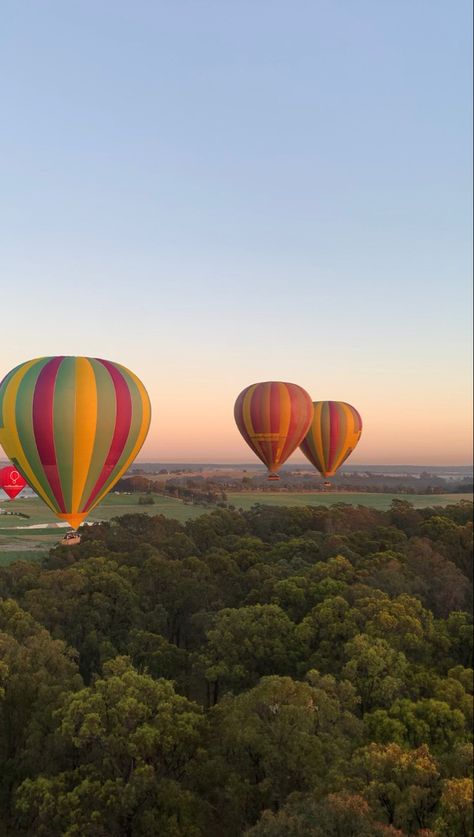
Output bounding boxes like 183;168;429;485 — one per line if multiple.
117;475;227;507
0;499;472;835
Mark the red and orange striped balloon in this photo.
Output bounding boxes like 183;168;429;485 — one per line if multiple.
299;400;362;478
0;356;151;528
234;381;314;479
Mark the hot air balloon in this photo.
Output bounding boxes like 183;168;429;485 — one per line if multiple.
234;381;314;479
0;356;151;528
0;465;27;499
299;400;362;480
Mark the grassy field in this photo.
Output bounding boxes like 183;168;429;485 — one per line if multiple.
227;491;473;511
0;491;471;565
0;494;204;563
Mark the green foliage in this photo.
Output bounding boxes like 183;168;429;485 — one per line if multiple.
342;634;409;711
199;604;302;699
200;674;361;832
15;658;205;836
350;742;441;832
247;792;405;836
0;599;82;823
297;595;359;674
364;698;467;752
0;500;471;834
434;777;474;836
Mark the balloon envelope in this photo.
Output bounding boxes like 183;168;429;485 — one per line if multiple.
299;400;362;477
0;465;27;499
234;381;314;478
0;356;151;528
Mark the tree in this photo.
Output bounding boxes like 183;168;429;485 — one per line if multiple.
439;741;473;781
15;657;206;836
127;629;189;691
360;551;413;599
138;494;155;505
297;597;359;675
199;605;302;702
433;667;473;728
356;594;435;661
185;509;246;552
246;792;405;836
434;778;473;837
440;612;473;668
0;499;471;835
405;539;470;618
364;699;466;752
201;675;359;834
138;554;217;649
342;635;408;712
0;600;81;828
389;500;423;537
269;557;352;622
350;743;440;832
19;557;142;682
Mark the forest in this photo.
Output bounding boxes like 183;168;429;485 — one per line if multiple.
0;499;472;836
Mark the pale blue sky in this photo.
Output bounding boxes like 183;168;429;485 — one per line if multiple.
1;1;472;463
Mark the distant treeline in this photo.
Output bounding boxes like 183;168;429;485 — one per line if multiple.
116;475;228;507
119;472;473;497
0;498;472;835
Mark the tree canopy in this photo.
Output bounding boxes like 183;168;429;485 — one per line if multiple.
0;499;472;835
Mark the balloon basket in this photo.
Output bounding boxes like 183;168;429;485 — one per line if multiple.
59;532;82;547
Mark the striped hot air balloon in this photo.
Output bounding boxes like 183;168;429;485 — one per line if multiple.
234;381;314;479
0;356;151;528
299;400;362;478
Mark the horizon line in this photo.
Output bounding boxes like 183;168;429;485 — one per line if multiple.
129;461;473;469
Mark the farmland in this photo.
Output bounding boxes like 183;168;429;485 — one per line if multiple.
227;491;473;511
0;493;204;563
0;490;471;565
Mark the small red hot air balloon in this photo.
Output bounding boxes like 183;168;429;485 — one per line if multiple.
234;381;314;479
0;465;27;500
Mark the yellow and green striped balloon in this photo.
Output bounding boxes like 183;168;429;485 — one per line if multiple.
0;356;151;528
299;400;362;478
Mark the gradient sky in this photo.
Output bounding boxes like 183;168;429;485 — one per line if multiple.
1;1;472;465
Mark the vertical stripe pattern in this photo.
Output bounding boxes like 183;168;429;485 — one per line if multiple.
0;356;151;528
234;381;314;477
299;401;363;477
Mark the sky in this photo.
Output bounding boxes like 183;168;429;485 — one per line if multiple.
0;0;472;465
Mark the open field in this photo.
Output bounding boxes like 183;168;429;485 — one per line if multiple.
0;494;205;563
0;491;471;565
227;492;473;511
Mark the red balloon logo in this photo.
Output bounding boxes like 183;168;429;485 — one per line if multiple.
0;465;27;500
